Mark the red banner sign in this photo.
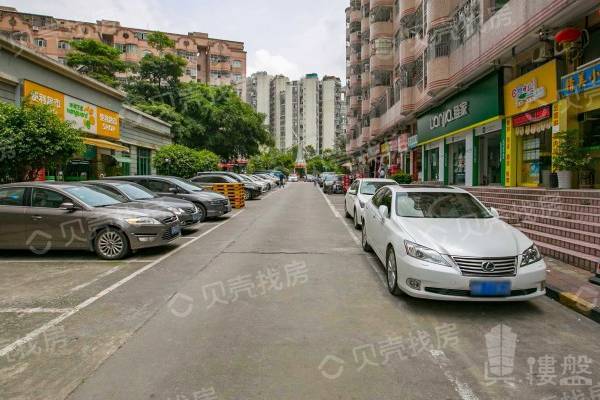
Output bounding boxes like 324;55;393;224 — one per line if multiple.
512;105;551;127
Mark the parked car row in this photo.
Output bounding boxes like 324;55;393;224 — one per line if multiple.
345;179;547;302
0;175;232;260
191;171;284;199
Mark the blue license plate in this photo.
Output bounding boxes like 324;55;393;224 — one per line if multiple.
171;225;181;236
470;281;511;297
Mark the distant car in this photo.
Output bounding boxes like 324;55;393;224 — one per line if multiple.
192;172;262;200
0;182;181;260
305;175;316;182
106;176;231;222
319;172;336;187
240;174;270;192
84;180;202;230
361;185;546;301
345;178;399;229
256;173;279;187
323;174;343;194
288;174;299;182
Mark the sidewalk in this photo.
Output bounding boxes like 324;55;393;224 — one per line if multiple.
545;256;600;323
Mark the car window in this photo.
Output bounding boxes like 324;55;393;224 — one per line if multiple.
395;192;493;219
381;190;392;217
116;183;155;200
193;176;211;183
0;187;26;206
63;186;122;207
371;188;387;207
31;188;70;208
147;180;172;193
93;185;128;202
360;181;395;195
350;181;359;192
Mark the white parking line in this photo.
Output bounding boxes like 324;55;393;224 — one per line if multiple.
319;189;387;286
0;260;148;264
69;265;122;293
430;349;480;400
0;209;244;359
0;308;74;314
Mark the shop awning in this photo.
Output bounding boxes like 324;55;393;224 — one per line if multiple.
84;138;129;152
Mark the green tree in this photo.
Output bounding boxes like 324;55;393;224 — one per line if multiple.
138;53;187;89
147;31;175;53
65;39;129;87
153;144;219;178
0;102;84;181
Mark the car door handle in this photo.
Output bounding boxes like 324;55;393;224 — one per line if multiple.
31;215;43;221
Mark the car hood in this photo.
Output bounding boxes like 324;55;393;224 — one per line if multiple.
140;197;194;208
399;217;532;257
102;202;174;220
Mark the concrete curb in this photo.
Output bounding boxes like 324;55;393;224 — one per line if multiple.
545;284;600;324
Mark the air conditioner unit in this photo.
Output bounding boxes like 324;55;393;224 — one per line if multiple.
32;26;40;31
532;43;554;64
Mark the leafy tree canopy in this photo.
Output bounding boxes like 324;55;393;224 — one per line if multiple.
153;144;219;178
147;31;175;53
0;102;84;181
65;39;129;87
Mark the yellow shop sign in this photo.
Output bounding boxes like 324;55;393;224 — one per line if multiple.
503;60;558;117
23;80;120;139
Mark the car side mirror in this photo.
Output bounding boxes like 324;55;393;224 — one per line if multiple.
59;202;77;211
489;207;500;218
378;205;389;220
169;187;179;194
348;190;357;195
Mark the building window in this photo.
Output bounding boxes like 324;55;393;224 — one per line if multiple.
57;40;69;50
234;74;242;82
232;60;242;68
35;38;47;47
137;147;151;175
125;44;138;54
134;31;148;41
372;38;393;56
452;0;480;48
427;26;451;59
370;6;393;23
371;70;392;87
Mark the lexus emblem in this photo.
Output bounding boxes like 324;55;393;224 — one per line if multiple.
482;261;496;272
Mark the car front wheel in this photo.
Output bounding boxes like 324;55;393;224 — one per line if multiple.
353;208;361;230
95;228;129;260
361;223;372;252
195;203;207;222
344;201;351;218
386;247;402;296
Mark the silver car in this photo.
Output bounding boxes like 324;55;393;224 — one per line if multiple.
0;182;182;260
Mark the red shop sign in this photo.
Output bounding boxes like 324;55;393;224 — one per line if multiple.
398;134;409;152
512;105;551;127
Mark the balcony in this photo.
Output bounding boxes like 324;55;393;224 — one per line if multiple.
361;17;370;32
370;53;394;72
400;86;415;115
426;42;450;95
370;0;393;9
370;85;387;103
397;0;416;17
362;98;371;114
370;116;381;138
426;0;453;29
361;126;371;144
350;9;362;23
350;51;360;64
349;95;360;109
370;21;393;39
361;42;370;59
398;37;417;63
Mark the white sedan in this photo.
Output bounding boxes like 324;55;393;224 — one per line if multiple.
344;178;398;229
361;185;546;301
289;174;299;182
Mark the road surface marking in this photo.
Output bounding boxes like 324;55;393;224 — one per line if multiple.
430;349;480;400
69;265;122;293
319;189;387;285
0;260;148;264
0;308;74;314
0;210;244;359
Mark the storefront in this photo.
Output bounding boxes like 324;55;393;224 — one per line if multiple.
504;60;559;187
416;72;504;186
558;58;600;189
407;134;420;181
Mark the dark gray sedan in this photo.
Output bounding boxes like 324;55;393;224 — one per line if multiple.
84;180;202;230
106;176;231;221
0;182;181;259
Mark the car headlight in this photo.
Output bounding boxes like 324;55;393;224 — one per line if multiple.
167;207;184;215
125;217;161;225
404;241;450;266
521;244;542;267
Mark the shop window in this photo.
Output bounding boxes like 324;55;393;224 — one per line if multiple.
137;147;151;176
580;109;600;149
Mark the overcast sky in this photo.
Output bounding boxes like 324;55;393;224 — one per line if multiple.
8;0;348;81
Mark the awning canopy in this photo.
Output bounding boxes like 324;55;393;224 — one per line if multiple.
84;138;129;152
112;156;132;164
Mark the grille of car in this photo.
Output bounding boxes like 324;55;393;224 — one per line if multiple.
452;256;517;277
162;216;178;224
161;228;180;241
424;287;537;297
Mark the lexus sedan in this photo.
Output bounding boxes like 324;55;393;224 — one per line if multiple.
0;182;181;259
106;176;231;221
345;178;398;229
85;180;202;230
361;185;546;301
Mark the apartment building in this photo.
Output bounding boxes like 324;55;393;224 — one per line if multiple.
0;6;246;85
243;72;344;153
345;0;598;185
245;71;272;127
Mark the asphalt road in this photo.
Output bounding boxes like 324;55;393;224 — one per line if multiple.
1;182;599;400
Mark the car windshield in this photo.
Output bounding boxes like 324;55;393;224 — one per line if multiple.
324;175;336;182
396;192;493;218
171;178;204;193
360;181;394;195
117;183;156;200
64;186;123;207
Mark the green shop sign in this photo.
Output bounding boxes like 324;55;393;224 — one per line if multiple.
417;72;502;144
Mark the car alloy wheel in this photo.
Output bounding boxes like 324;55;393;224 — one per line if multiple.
95;229;128;260
244;189;251;201
344;202;351;218
386;247;402;296
361;224;372;252
196;204;207;222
